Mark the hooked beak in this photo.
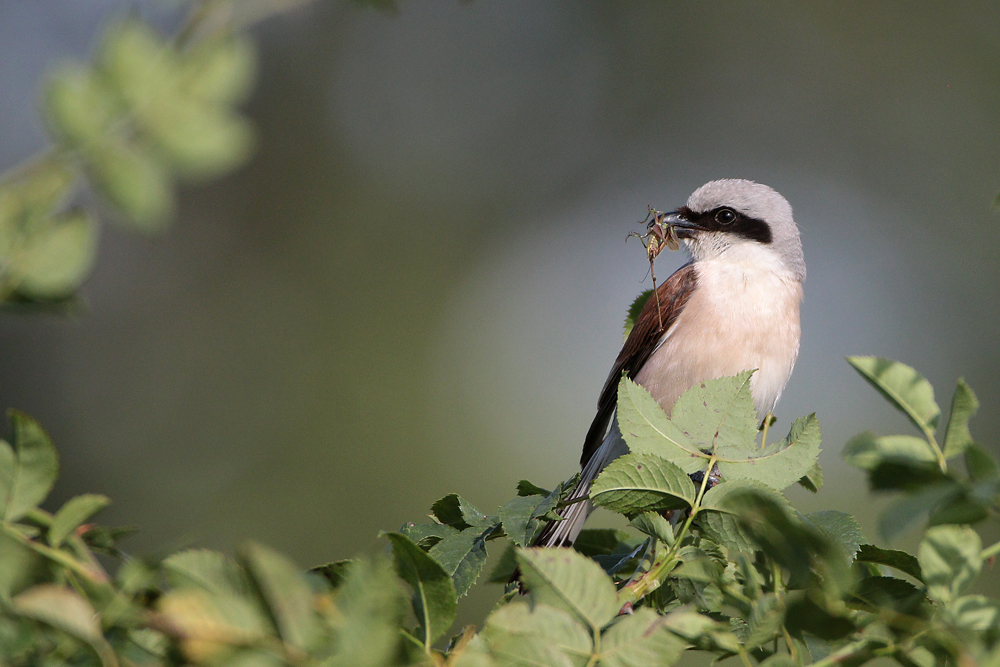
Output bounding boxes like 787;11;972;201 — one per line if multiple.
651;211;705;238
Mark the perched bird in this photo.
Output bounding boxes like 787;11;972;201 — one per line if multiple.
537;179;805;548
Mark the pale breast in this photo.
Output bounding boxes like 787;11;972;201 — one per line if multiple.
633;257;803;419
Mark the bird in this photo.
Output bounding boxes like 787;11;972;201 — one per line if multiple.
537;178;805;548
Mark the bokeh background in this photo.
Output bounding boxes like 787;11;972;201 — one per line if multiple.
1;0;999;626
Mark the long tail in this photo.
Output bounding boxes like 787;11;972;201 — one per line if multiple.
534;420;628;547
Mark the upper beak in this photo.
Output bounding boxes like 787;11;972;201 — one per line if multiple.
651;211;705;237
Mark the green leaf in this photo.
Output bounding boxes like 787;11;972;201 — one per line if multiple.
179;35;257;105
623;289;653;341
431;494;491;530
918;525;981;603
855;544;923;582
499;492;557;547
12;585;102;644
163;549;251;597
385;532;457;646
698;481;791;555
44;65;119;146
806;510;864;559
964;444;999;482
798;460;823;492
599;608;685;667
878;483;962;540
851;576;926;615
718;413;821;492
590;454;697;516
49;494;110;547
671;370;759;453
843;432;937;471
145;102;255;179
0;531;40;599
310;559;353;589
660;610;743;654
400;521;457;549
0;411;59;522
615;377;705;474
570;529;633;557
325;557;406;667
516;547;619;630
241;542;321;651
516;479;550;496
429;525;495;597
847;357;940;432
942;379;978;458
629;512;674;545
85;141;172;230
10;210;99;299
946;595;1000;632
482;601;592;667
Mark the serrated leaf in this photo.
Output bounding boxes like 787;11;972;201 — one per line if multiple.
965;444;999;482
847;357;940;432
851;576;926;614
385;532;457;646
241;542;321;651
629;512;674;544
590;453;696;516
616;377;705;473
482;601;592;667
400;521;458;548
623;289;653;341
499;491;557;547
10;210;98;299
12;585;102;643
0;411;59;522
0;531;40;599
799;460;823;492
516;547;619;630
670;370;758;453
698;481;791;555
49;494;110;547
855;544;923;581
429;525;495;597
943;379;978;458
843;432;937;471
918;525;981;603
45;64;120;146
717;413;821;491
516;479;549;497
431;494;491;530
660;610;742;654
599;608;685;667
806;511;864;559
744;592;784;649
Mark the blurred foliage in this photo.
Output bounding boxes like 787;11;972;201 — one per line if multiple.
0;360;998;666
0;2;259;306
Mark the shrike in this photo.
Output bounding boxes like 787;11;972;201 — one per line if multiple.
539;179;805;548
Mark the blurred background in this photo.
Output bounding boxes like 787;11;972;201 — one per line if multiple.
1;0;999;625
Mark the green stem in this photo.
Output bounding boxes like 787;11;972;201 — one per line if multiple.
920;426;947;473
807;638;872;667
0;521;107;583
982;539;1000;561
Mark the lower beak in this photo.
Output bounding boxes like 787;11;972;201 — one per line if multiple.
652;211;705;237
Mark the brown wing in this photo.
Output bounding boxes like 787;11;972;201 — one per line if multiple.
579;262;698;467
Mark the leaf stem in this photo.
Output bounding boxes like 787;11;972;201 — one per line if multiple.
982;539;1000;561
0;520;108;583
920;426;947;473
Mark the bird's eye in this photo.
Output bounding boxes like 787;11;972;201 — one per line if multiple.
715;208;737;225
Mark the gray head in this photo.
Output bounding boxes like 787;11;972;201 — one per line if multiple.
664;179;805;281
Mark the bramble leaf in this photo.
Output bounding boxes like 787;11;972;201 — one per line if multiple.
855;544;923;582
847;357;940;433
241;542;322;651
385;532;457;646
599;608;685;667
49;494;110;547
590;454;697;516
623;289;653;341
843;433;937;471
671;371;758;453
943;379;978;458
807;510;864;560
718;413;821;491
918;525;981;603
0;411;59;522
516;547;619;631
616;377;704;473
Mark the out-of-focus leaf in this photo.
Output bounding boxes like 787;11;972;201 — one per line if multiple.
241;542;321;651
325;557;406;667
482;601;591;667
855;544;923;582
623;289;653;341
516;547;619;630
660;610;742;654
9;210;98;299
878;482;963;540
571;529;634;557
310;559;352;589
616;377;705;474
0;411;59;522
0;531;40;599
429;525;495;597
44;65;119;146
49;494;109;547
599;608;685;667
783;596;856;640
698;481;791;555
718;413;821;492
670;371;758;453
807;510;864;559
590;453;696;516
179;35;257;105
965;444;999;482
629;512;674;545
86;141;172;230
847;357;940;432
843;432;937;471
164;549;251;597
80;524;137;554
156;587;270;655
942;379;978;458
385;532;457;646
144;102;255;179
927;493;988;527
744;592;784;649
851;576;926;615
99;20;171;109
918;525;981;603
12;585;102;643
946;595;1000;632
